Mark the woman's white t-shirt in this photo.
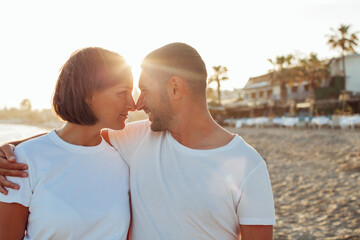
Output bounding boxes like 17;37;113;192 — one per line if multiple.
0;130;130;240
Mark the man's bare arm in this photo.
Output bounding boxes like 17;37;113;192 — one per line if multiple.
240;225;273;240
0;133;46;195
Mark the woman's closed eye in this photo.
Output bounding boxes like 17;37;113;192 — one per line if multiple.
118;91;128;96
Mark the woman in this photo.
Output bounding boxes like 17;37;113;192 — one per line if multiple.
0;47;135;239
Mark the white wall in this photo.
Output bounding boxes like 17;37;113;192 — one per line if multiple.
345;54;360;93
330;54;360;94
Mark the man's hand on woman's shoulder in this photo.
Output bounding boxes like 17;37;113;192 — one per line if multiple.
0;144;28;195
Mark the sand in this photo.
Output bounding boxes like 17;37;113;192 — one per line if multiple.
226;127;360;239
1;124;359;238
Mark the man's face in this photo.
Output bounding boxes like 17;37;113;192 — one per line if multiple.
137;71;174;131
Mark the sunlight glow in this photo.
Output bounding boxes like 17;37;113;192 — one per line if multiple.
1;0;359;110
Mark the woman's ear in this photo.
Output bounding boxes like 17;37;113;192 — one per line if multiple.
85;96;93;107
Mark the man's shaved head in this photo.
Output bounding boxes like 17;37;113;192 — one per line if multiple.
141;42;207;96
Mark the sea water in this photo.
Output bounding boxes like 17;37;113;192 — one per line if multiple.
0;123;47;145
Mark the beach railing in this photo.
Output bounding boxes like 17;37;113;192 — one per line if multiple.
311;116;332;128
231;115;360;130
338;115;360;129
282;117;300;127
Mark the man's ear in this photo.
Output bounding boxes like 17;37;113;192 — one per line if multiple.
167;76;184;100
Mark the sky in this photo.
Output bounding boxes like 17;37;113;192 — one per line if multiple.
0;0;359;110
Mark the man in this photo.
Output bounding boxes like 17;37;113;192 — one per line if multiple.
0;43;275;239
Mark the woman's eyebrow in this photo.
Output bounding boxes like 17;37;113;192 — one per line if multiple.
115;86;132;90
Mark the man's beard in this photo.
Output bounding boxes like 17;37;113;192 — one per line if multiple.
150;91;174;132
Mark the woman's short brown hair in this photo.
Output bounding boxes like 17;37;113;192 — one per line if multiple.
53;47;131;125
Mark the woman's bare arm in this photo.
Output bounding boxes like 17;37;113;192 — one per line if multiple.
0;202;29;239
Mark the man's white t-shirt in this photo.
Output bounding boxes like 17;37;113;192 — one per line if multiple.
0;130;130;240
109;120;275;240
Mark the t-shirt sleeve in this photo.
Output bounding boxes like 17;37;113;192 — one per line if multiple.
237;161;276;225
108;120;151;165
0;146;33;207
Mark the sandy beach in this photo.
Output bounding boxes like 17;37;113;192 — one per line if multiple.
1;124;359;238
226;127;360;239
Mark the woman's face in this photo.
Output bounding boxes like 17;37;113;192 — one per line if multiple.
90;69;135;130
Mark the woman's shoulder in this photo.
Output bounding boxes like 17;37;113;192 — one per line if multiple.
14;132;59;163
16;132;52;151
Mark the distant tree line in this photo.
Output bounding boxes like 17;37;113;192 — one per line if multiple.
0;99;63;129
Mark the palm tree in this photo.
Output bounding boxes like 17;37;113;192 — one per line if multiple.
208;65;229;105
206;87;216;102
20;98;32;111
297;53;329;100
268;54;295;104
326;24;359;88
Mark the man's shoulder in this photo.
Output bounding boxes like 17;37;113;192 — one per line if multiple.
224;135;266;168
226;135;258;155
121;120;152;136
108;120;150;138
109;120;165;148
125;119;151;128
